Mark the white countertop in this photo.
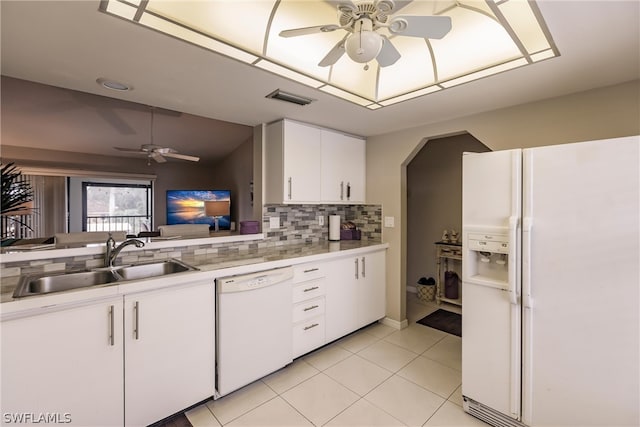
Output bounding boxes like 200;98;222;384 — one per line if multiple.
1;240;388;317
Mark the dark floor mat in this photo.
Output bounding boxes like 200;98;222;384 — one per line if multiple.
417;309;461;337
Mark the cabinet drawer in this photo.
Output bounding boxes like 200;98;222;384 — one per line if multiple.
292;316;325;358
293;264;325;283
292;297;325;323
292;279;325;303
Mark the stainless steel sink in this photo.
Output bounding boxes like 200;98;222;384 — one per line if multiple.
113;259;194;281
13;270;120;298
12;259;197;298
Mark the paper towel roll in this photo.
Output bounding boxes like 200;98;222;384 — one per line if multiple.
329;215;340;241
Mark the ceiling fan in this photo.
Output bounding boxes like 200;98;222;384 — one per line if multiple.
279;0;452;68
114;107;200;165
114;144;200;165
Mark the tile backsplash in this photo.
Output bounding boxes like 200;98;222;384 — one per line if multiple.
0;204;382;285
263;204;382;245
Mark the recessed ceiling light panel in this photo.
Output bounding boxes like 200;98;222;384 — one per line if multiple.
99;0;558;108
96;77;132;91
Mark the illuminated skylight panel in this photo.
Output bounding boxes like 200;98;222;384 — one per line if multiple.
439;57;528;87
497;0;553;54
99;0;558;109
137;13;258;64
378;85;441;106
267;1;342;81
320;85;372;106
104;0;137;20
431;7;522;81
146;1;276;56
255;60;325;88
376;37;437;99
327;57;379;100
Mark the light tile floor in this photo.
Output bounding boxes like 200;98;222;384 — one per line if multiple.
185;293;488;427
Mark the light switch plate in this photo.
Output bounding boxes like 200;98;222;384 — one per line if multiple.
269;217;280;229
384;216;395;228
318;216;324;226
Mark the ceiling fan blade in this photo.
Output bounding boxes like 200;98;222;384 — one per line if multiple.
388;15;452;39
279;24;341;38
376;36;401;67
150;152;167;163
318;37;347;67
374;0;413;13
114;146;147;153
162;152;200;162
325;0;358;14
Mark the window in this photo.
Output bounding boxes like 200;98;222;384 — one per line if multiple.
82;182;152;235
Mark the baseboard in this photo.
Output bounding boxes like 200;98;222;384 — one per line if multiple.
380;317;409;330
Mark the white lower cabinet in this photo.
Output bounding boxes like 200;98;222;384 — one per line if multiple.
1;279;215;427
124;281;215;426
1;297;125;426
357;250;386;326
325;250;386;343
295;249;387;355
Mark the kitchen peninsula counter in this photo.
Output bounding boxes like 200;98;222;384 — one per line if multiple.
1;239;388;308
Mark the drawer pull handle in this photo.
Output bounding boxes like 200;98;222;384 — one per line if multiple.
304;323;319;331
303;286;319;292
303;305;319;312
304;268;319;273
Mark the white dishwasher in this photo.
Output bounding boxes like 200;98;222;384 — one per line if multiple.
215;267;293;397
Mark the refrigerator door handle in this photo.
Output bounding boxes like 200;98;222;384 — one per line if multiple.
522;217;533;309
508;215;519;306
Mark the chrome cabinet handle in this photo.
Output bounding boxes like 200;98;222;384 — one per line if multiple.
303;286;319;292
340;181;344;200
304;323;319;331
288;177;292;200
361;257;366;278
109;305;115;346
355;258;359;279
303;268;319;274
303;305;319;312
134;301;140;340
347;182;351;200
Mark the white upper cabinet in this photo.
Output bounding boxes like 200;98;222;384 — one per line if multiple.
265;119;322;203
265;119;366;204
320;129;366;203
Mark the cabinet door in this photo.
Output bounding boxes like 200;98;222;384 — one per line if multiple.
324;256;360;342
1;298;124;426
321;130;366;203
283;121;322;202
358;251;386;326
124;281;215;426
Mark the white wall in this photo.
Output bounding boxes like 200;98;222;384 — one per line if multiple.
367;80;640;324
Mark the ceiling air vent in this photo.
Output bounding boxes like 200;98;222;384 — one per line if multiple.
266;89;315;106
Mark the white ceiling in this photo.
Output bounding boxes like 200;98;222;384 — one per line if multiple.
1;0;639;160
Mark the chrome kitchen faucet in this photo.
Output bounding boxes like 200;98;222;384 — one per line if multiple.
105;234;145;268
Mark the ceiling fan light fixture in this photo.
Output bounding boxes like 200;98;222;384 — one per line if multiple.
345;19;383;64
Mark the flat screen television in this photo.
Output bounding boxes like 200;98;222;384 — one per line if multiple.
166;190;231;230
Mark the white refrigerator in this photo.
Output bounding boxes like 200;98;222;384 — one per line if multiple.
461;136;639;427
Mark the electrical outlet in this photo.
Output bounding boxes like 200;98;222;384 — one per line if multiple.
269;217;280;229
318;216;325;226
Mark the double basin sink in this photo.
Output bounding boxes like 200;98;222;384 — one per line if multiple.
13;259;197;298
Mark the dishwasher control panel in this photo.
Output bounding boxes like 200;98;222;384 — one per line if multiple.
217;267;294;293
